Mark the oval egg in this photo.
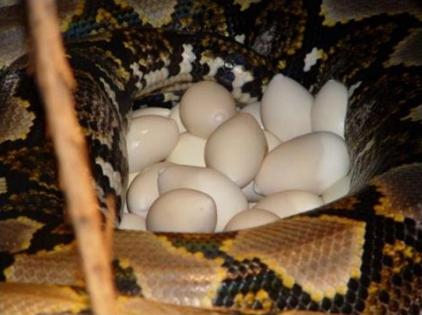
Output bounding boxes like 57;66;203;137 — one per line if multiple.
254;190;323;218
312;80;348;138
255;131;350;195
224;208;279;231
166;132;206;167
157;165;248;231
146;189;217;233
126;162;172;217
127;115;179;173
205;113;267;187
261;74;313;141
180;81;236;138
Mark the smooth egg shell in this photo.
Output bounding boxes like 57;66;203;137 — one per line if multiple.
254;190;323;218
322;175;351;204
264;130;281;152
205;113;267;187
240;102;263;128
170;104;187;133
224;208;279;231
158;165;247;231
132;107;171;118
119;213;146;231
261;74;313;141
167;132;206;167
127;116;178;172
242;180;263;202
312;80;348;138
126;162;172;217
180;81;236;138
146;189;217;233
255;131;350;195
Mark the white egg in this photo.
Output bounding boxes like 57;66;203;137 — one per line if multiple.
264;130;281;152
123;201;129;214
166;132;206;167
169;104;187;133
255;132;350;195
254;190;323;218
242;180;263;202
205;113;267;187
119;213;146;231
131;107;171;118
158;165;248;231
180;81;236;138
261;74;313;141
128;172;139;186
322;175;351;204
146;189;217;233
126;162;172;217
127;116;179;173
224;208;279;231
312;80;348;138
240;102;263;128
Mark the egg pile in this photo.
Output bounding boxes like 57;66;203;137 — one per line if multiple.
119;74;351;233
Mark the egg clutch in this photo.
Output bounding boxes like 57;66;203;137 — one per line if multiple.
120;74;351;233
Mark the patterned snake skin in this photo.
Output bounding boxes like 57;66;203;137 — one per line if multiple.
0;0;422;314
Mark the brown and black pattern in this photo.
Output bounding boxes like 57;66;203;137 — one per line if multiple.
0;0;422;314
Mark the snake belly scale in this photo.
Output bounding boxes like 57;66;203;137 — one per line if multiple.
0;0;422;314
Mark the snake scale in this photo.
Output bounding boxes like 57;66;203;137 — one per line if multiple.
0;0;422;314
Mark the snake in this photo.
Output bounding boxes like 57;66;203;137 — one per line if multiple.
0;0;422;314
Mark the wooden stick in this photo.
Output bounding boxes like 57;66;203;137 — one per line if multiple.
26;1;116;314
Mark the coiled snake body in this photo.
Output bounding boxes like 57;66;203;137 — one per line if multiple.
0;1;422;314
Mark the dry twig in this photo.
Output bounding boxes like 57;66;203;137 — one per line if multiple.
26;1;116;314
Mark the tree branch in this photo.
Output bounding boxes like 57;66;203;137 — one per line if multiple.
26;1;116;314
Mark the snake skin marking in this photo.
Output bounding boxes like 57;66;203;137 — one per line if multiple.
220;216;365;302
0;177;6;195
95;157;123;196
303;48;325;73
0;217;43;253
1;1;422;314
401;104;422;123
0;97;35;144
386;28;422;67
321;0;422;26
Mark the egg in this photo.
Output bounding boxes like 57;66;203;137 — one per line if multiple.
119;213;146;231
166;132;206;167
205;113;267;187
322;175;351;203
131;107;171;118
240;102;263;128
126;162;172;217
312;80;348;138
146;189;217;233
264;130;281;152
169;104;187;133
180;81;236;138
157;165;248;231
261;74;313;141
254;190;323;218
242;180;263;202
255;131;350;195
224;208;279;231
127;116;179;172
128;172;139;186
